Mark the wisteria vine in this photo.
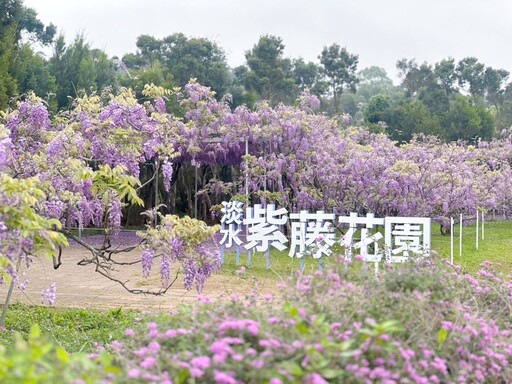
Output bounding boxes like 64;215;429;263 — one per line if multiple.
2;81;512;300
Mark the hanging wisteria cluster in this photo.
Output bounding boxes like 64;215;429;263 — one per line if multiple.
2;81;512;296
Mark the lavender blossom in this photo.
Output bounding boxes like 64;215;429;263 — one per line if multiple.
160;255;171;287
41;283;56;305
162;161;173;193
142;248;154;278
108;192;122;238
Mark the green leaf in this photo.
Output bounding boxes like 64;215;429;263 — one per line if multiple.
296;322;309;335
280;361;303;377
437;328;448;347
29;324;41;340
56;346;70;364
321;369;343;379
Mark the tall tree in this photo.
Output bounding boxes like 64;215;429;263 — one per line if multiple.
242;35;297;104
483;67;509;108
433;58;458;97
0;0;56;46
49;35;117;108
319;43;358;114
292;58;327;97
456;57;486;97
0;26;17;109
127;33;229;97
11;43;56;99
443;95;494;142
357;66;397;101
0;0;56;108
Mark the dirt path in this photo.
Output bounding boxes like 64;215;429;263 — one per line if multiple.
3;245;274;311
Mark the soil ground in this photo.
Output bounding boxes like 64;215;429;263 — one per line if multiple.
3;245;274;311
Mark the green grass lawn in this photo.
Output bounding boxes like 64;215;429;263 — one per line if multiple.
0;303;140;352
431;220;512;274
220;220;512;277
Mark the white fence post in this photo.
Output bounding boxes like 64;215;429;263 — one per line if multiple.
459;213;462;257
450;217;454;263
475;208;479;250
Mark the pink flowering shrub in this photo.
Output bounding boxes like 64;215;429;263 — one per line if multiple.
103;258;512;383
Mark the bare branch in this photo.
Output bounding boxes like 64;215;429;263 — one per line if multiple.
137;167;159;191
52;246;62;269
94;263;180;295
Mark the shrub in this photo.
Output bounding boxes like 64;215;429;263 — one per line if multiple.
0;324;119;383
104;257;512;383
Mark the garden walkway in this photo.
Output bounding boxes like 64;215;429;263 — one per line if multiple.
4;245;264;311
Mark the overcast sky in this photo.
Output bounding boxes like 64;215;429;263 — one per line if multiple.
24;0;512;83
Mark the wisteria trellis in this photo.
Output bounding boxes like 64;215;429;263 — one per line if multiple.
1;80;512;296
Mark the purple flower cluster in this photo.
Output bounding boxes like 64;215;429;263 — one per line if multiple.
161;160;173;193
0;135;11;170
107;192;122;238
141;248;154;279
41;282;56;305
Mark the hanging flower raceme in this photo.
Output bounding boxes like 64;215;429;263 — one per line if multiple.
162;160;173;193
138;214;220;291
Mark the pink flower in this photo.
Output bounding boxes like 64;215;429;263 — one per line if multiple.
125;329;135;337
148;341;160;352
190;367;204;377
214;371;237;384
140;357;156;369
128;369;140;378
197;294;212;304
164;329;177;338
305;373;328;384
110;340;123;353
134;347;148;357
147;322;158;330
191;356;211;370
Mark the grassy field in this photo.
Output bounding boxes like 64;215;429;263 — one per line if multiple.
431;220;512;274
0;303;140;352
1;220;511;353
219;220;512;277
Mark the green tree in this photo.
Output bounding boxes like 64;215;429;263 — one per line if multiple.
0;0;56;46
483;67;509;108
388;100;442;142
229;65;257;109
433;58;458;97
127;33;229;97
49;35;117;108
456;57;486;97
364;95;442;142
117;60;173;100
242;35;298;104
0;26;17;109
396;58;455;116
11;43;57;100
0;1;56;108
319;43;358;114
292;58;327;97
364;94;393;124
443;96;494;142
396;59;435;98
357;66;398;101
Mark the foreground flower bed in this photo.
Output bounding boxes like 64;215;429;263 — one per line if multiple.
2;257;512;383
